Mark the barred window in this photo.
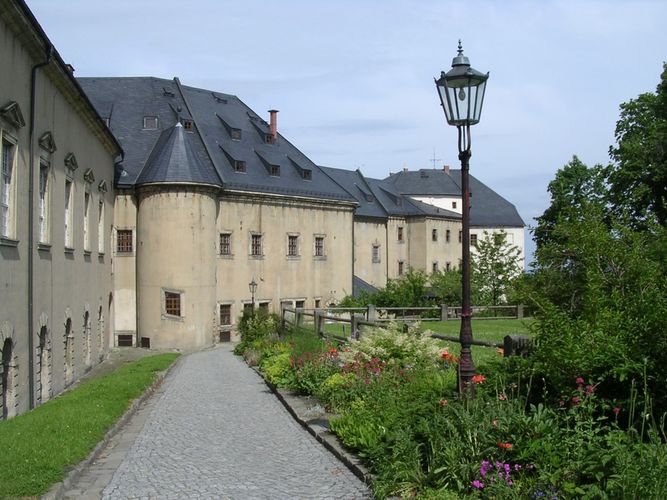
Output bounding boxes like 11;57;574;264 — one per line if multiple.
251;234;262;256
220;233;231;255
397;226;404;241
398;261;405;276
372;244;380;263
288;235;298;256
432;262;439;273
117;229;133;253
314;236;324;257
165;291;181;316
431;228;438;242
471;233;478;246
446;229;451;243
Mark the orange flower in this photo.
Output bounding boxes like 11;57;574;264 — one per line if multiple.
497;441;512;449
439;399;448;407
497;348;504;356
441;350;459;363
472;374;486;384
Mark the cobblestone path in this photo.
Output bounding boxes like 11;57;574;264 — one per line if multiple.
98;345;370;499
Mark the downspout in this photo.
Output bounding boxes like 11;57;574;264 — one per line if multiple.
28;44;54;409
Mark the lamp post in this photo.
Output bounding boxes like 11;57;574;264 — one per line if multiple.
249;277;257;319
435;40;488;396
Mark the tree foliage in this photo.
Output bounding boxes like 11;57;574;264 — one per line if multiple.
429;269;462;306
471;230;522;306
533;156;607;250
607;63;667;227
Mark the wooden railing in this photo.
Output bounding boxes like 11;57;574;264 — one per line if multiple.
280;306;531;356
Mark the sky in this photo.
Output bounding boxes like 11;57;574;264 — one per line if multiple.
26;0;667;265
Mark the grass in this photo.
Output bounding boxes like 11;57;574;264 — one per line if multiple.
0;353;179;498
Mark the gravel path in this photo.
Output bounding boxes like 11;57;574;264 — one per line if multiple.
94;345;370;499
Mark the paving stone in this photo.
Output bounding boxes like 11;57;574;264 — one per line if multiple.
62;344;370;499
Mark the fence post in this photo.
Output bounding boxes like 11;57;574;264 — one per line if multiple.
351;314;361;340
281;306;286;330
367;304;376;322
315;310;325;338
440;304;448;321
296;308;303;328
517;304;524;319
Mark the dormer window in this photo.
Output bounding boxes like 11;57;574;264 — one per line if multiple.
303;169;312;180
234;160;246;173
270;165;280;176
182;119;194;131
143;116;158;130
264;134;274;144
231;128;242;141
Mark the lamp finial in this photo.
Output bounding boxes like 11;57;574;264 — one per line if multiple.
457;39;464;56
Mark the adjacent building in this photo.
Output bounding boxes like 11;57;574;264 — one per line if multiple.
0;0;122;418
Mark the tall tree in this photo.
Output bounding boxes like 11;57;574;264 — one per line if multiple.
533;156;606;250
607;63;667;227
472;230;521;306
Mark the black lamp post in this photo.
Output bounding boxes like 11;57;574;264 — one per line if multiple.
249;277;257;319
435;40;488;396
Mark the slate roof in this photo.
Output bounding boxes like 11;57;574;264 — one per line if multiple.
320;167;461;221
77;77;355;203
353;275;379;297
385;169;524;227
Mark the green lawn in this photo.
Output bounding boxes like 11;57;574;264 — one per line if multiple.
0;353;179;498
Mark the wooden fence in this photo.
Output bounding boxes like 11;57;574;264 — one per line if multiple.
280;306;532;357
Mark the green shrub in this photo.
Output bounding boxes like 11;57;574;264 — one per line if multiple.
260;352;295;387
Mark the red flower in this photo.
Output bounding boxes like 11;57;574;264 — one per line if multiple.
585;385;594;395
441;350;459;364
575;377;585;385
613;407;621;416
472;374;486;384
497;442;513;449
571;396;581;406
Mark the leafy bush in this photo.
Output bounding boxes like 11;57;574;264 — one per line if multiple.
260;352;295;387
233;309;279;355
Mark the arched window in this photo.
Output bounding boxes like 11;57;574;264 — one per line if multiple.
37;326;51;404
84;311;91;368
1;338;16;419
64;318;73;386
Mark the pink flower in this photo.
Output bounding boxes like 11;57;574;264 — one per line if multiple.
613;407;621;416
498;393;507;401
571;396;581;406
575;377;585;385
471;480;485;489
585;385;594;395
559;399;565;407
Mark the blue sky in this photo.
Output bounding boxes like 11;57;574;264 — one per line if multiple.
27;0;667;264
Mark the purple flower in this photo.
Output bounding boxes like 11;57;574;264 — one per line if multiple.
480;460;490;477
471;480;485;489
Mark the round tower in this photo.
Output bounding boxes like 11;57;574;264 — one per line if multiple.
134;123;221;349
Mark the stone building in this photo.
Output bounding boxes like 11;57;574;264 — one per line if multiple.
0;0;122;418
1;0;525;419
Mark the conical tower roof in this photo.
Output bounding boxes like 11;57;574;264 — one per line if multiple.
136;122;222;187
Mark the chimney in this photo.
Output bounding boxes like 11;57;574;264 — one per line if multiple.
268;109;279;140
443;164;450;174
403;167;408;173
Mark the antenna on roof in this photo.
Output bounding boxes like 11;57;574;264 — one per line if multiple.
429;149;441;169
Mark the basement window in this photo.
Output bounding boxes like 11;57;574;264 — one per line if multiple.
143;116;158;130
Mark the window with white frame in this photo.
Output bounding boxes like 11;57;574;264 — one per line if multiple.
38;162;50;243
98;200;105;253
83;191;91;251
64;179;73;248
116;229;133;253
1;136;16;239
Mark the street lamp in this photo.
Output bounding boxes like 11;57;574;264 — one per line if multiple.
249;277;258;319
435;40;488;396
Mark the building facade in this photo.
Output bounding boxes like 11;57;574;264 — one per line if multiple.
0;0;122;418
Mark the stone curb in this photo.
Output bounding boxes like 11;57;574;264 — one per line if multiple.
42;355;183;500
249;366;374;489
